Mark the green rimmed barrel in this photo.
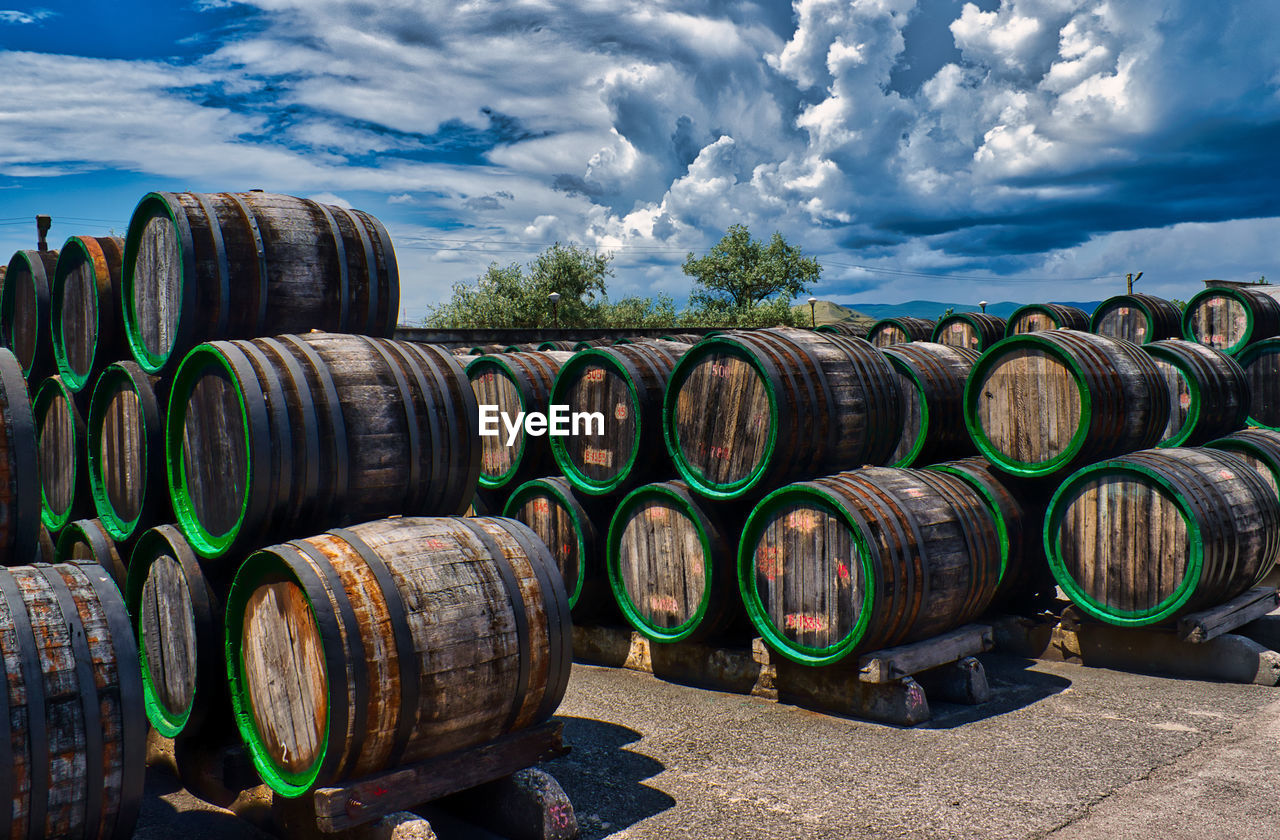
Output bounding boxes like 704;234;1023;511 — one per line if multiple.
2;248;59;382
225;516;570;797
1089;294;1182;344
121;191;399;376
867;316;934;348
33;375;93;535
468;351;573;491
664;328;901;501
88;361;169;544
166;333;480;558
1205;429;1280;500
56;518;128;592
1045;447;1280;626
931;312;1007;351
1143;340;1249;446
883;342;981;467
964;330;1169;478
550;341;690;496
572;339;613;351
739;467;1002;666
607;481;742;644
504;476;612;617
814;322;869;338
0;561;146;839
537;340;577;351
1232;338;1280;429
51;235;126;393
1006;303;1091;336
1183;286;1280;355
0;348;41;562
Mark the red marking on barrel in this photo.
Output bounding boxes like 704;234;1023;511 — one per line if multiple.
784;613;828;632
584;368;606;383
531;498;551;515
837;562;850;581
582;447;614;467
756;545;783;580
615;403;628;420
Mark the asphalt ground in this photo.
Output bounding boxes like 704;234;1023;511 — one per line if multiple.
138;653;1280;839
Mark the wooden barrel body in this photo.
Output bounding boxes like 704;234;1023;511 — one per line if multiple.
867;317;934;347
739;467;1002;665
2;249;59;381
168;333;480;558
51;236;126;393
607;481;743;643
468;344;506;355
0;561;146;838
814;323;869;338
1205;429;1280;500
87;361;169;544
1183;287;1280;355
929;457;1057;611
883;342;981;466
1006;303;1091;335
125;524;228;739
33;376;92;534
121;191;399;375
1090;294;1182;344
537;340;577;351
664;328;901;501
468;351;572;490
504;476;611;616
549;342;689;496
659;333;707;344
55;519;128;592
572;339;613;351
964;330;1169;478
1232;338;1280;429
1143;340;1249;446
1045;447;1280;625
225;516;571;797
931;313;1007;351
0;349;41;563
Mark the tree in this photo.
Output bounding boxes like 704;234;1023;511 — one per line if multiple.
683;225;821;310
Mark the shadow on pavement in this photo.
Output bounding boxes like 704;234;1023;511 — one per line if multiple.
132;769;274;840
922;654;1072;730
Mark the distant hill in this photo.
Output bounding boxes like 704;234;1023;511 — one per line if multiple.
791;299;876;328
845;300;1104;320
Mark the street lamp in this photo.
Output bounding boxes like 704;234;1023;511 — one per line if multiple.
808;296;818;328
549;292;562;328
979;300;988;314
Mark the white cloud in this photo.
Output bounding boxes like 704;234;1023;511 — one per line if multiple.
0;8;55;25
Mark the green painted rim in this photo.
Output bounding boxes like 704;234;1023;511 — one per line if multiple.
225;550;330;796
549;348;643;495
1044;459;1204;626
33;377;79;533
51;237;100;391
1182;288;1256;355
166;344;252;557
662;338;780;500
928;464;1010;586
125;529;195;737
88;364;145;541
504;479;588;608
467;356;530;489
885;353;929;467
963;333;1094;477
1144;344;1203;447
737;483;876;665
122;193;184;373
1232;340;1280;429
606;483;716;643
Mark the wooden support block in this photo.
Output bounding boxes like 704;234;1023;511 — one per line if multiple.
985;613;1060;659
774;659;931;726
1239;613;1280;652
310;722;568;833
857;624;993;683
648;637;770;697
439;767;578;840
1054;621;1280;686
274;798;436;840
916;656;991;705
1178;587;1280;643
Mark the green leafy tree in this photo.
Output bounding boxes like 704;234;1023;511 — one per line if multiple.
682;225;821;327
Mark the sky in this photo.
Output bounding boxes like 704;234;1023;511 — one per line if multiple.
1;0;1278;322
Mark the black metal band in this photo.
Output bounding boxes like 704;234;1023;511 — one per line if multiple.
312;202;350;332
372;338;437;512
192;192;231;336
280;335;349;522
360;337;422;510
260;338;321;521
223;192;269;333
0;568;49;840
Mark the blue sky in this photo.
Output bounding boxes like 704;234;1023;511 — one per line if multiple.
1;0;1278;322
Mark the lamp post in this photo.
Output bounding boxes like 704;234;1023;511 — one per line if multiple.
549;292;561;329
808;296;818;328
979;300;988;314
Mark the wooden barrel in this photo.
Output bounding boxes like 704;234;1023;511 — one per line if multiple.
537;340;578;351
167;333;480;558
125;524;228;739
504;476;611;616
664;328;901;501
1143;340;1249;446
964;330;1169;478
87;361;169;544
0;348;41;563
33;375;92;535
467;351;573;491
549;341;690;496
55;518;128;592
0;561;146;838
1089;294;1182;344
121;191;399;375
51;236;126;393
1204;429;1280;500
572;339;614;351
739;467;1002;665
1231;338;1280;429
814;322;869;338
659;333;707;344
882;342;981;466
929;457;1058;611
1006;303;1091;335
224;516;571;797
2;249;59;381
931;312;1007;351
606;481;742;643
1045;447;1280;625
1183;286;1280;355
866;317;934;347
468;344;506;355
